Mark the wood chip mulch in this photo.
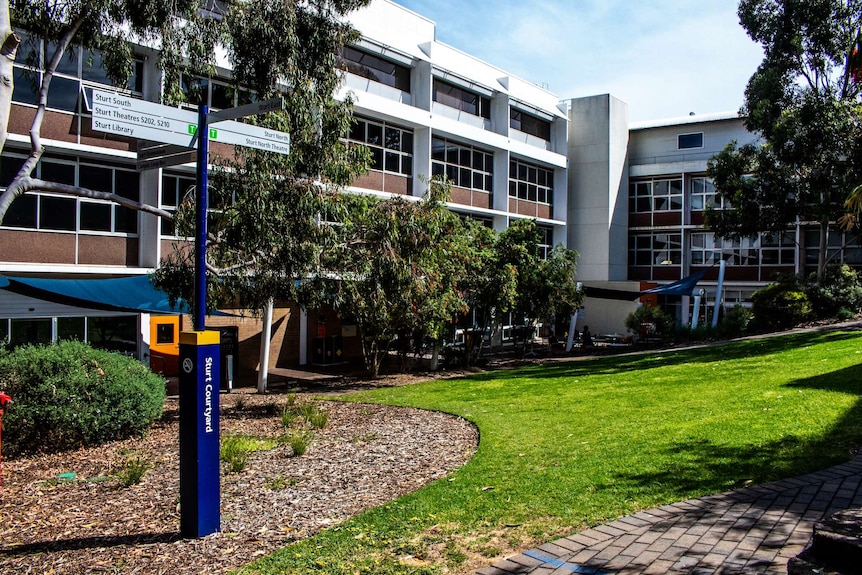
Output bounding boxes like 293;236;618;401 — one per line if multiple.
0;388;478;574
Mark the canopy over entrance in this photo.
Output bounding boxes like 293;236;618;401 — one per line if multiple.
0;275;188;315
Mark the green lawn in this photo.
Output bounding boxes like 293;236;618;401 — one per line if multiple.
239;330;862;574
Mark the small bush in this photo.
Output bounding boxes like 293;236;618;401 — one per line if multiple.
220;433;278;473
116;456;150;487
806;264;862;317
718;305;754;338
837;307;856;321
625;304;675;342
0;341;165;457
751;280;812;330
286;430;314;456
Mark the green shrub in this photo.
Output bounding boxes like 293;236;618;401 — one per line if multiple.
116;456;150;487
806;264;862;317
625;304;675;342
718;305;754;337
286;430;314;456
751;280;813;330
0;341;165;457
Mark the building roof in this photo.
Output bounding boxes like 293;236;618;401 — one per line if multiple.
629;111;742;131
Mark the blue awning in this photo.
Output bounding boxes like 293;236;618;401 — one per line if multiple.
0;275;189;315
639;267;712;296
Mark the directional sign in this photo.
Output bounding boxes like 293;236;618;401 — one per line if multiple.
92;90;290;155
92;89;198;148
190;122;290;155
137;142;194;160
208;97;284;123
137;150;197;171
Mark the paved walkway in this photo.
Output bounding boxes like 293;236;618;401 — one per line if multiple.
477;455;862;574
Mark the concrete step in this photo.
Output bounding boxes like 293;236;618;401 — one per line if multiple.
789;508;862;575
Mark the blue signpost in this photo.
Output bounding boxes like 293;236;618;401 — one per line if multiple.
176;99;288;538
93;89;290;539
178;330;221;537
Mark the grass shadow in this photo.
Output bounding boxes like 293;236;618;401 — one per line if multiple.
608;362;862;498
460;330;862;383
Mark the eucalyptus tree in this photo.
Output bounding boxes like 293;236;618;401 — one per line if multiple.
0;0;371;313
306;178;475;378
706;0;862;282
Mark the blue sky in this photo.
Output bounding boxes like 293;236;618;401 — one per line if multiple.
390;0;765;122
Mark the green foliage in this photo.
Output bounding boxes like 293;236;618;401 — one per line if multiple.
805;264;862;317
299;403;328;430
751;279;813;330
4;0;373;315
286;430;314;457
0;341;165;458
719;304;754;337
115;456;150;487
309;178;476;377
624;304;675;341
220;433;279;473
707;0;862;280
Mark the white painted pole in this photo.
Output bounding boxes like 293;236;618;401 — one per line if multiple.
711;259;726;328
691;292;702;329
299;307;308;366
257;298;274;394
565;282;583;352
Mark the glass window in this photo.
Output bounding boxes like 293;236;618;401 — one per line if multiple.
58;317;86;341
508;159;552;205
39;196;76;231
87;316;137;355
47;76;80;111
345;117;413;177
79;202;112;232
1;155;26;187
12;67;39;105
9;318;51;348
678;133;704;149
79;164;113;193
4;194;37;228
341;46;411;92
81;48;110;85
510;109;551;141
156;323;175;344
431;137;494;192
210;81;234;110
40;160;75;186
433;79;490;119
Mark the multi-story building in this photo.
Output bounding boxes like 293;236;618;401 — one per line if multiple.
0;0;568;377
567;93;862;334
3;0;858;374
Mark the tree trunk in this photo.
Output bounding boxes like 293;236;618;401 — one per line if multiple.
817;214;829;284
429;338;440;371
0;2;20;156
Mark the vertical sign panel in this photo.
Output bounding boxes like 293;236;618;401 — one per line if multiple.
179;330;221;538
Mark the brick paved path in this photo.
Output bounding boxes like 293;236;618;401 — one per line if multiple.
477;455;862;574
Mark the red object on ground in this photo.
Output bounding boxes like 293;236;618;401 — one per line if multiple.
0;392;11;488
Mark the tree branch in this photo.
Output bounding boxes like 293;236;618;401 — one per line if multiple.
0;176;175;223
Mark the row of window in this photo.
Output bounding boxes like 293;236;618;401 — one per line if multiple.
342;45;553;142
349;117;555;204
431;137;493;192
13;31;143;112
630;177;729;214
630;232;800;268
509;160;553;205
0;315;137;353
1;154;139;234
348;118;414;176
